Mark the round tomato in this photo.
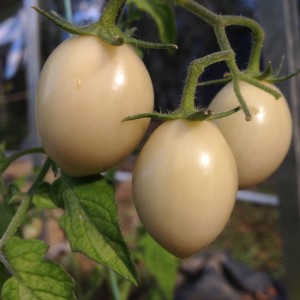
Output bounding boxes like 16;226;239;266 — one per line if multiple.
133;120;238;258
209;80;292;188
36;35;154;177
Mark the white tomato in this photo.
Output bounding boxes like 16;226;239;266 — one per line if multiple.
36;35;154;177
209;80;292;188
132;120;238;258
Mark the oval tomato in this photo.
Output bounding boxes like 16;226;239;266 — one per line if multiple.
132;120;238;258
209;80;292;188
36;35;154;177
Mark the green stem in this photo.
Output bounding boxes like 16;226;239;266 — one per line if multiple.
214;24;253;120
232;77;251;120
174;0;271;119
0;158;51;250
176;0;264;75
214;24;231;50
125;50;238;122
100;0;127;25
222;15;264;74
240;73;281;99
208;106;241;120
0;252;16;276
108;269;121;300
174;0;252;118
125;37;178;50
180;50;234;113
175;0;219;25
198;77;232;86
124;111;181;121
0;147;45;174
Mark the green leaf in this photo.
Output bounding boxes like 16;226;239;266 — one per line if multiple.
32;182;58;209
139;233;179;300
127;0;177;45
5;183;24;205
58;174;139;285
1;237;76;300
50;179;65;208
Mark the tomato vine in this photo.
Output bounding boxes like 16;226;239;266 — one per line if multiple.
0;0;297;299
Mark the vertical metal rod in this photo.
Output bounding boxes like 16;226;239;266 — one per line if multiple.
23;0;41;149
0;63;8;127
282;0;300;218
256;1;300;298
63;0;73;23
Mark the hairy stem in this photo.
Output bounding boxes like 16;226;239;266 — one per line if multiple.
233;77;251;120
175;0;219;25
240;73;281;99
180;50;234;113
222;15;264;74
174;0;252;117
176;0;264;75
125;50;238;122
100;0;127;25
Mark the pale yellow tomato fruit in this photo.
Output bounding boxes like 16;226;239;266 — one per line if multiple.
133;120;238;258
36;35;154;177
209;81;292;188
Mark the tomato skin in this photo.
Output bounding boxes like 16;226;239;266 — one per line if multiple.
132;120;238;258
36;36;154;177
209;81;292;188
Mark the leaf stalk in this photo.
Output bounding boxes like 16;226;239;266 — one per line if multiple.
0;158;51;250
0;147;45;174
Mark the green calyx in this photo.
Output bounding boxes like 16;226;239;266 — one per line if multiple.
251;59;300;83
32;6;177;50
124;105;241;122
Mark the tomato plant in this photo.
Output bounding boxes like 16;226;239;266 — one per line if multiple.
132;120;238;258
1;0;298;299
36;35;154;177
209;80;293;188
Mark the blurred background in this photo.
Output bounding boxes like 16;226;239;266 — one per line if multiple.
0;0;300;299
